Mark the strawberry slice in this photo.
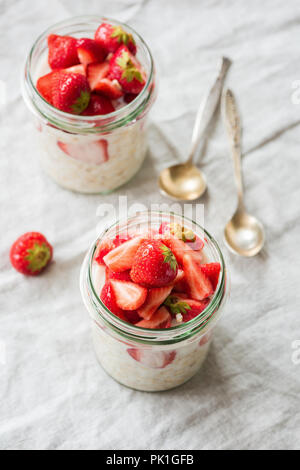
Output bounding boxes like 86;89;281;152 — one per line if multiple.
94;78;123;99
76;38;106;65
127;349;176;369
48;34;79;69
36;71;57;105
165;294;209;322
109;45;145;94
64;64;86;76
106;268;132;282
86;62;110;91
100;282;127;320
136;306;171;329
103;236;144;272
57;139;109;165
81;94;115;115
162;235;192;265
95;234;132;265
137;285;173;320
110;280;147;311
201;263;221;291
182;253;213;301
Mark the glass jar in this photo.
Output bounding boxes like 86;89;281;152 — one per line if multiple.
80;211;228;392
21;16;156;194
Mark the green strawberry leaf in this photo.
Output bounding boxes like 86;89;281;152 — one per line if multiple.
26;243;51;273
160;244;178;272
116;52;143;83
111;26;136;46
164;295;191;316
71;90;90;114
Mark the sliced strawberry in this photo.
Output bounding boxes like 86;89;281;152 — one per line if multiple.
76;38;106;65
106;268;131;282
95;22;136;55
64;64;86;76
94;78;123;99
127;349;176;369
124;310;141;324
48;34;79;69
110;280;147;311
103;236;144;272
182;253;213;301
95;238;115;265
109;45;145;94
162;234;192;266
100;282;127;320
165;294;209;322
137;285;173;320
136;306;171;329
36;71;58;104
201;263;221;291
57;139;109;165
86;62;110;91
81;94;115;115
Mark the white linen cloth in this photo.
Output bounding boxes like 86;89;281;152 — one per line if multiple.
0;0;299;450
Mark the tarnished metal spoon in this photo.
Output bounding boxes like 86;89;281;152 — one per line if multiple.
223;89;265;257
159;57;231;200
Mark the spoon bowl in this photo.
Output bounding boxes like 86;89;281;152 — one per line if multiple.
224;210;265;257
159;163;207;200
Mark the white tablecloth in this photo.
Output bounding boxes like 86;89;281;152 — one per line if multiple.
1;0;299;450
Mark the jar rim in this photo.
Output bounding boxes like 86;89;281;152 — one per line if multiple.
22;15;155;134
83;211;228;345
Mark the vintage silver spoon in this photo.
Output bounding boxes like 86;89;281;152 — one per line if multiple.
159;57;231;201
223;89;265;257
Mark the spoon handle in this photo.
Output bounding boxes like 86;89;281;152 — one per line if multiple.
224;89;244;208
187;56;231;164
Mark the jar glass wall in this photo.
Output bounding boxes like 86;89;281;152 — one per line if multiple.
22;16;156;194
80;211;228;392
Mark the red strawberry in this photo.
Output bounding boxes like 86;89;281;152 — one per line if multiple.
124;310;141;324
127;349;176;369
94;78;123;99
100;282;127;320
76;38;106;65
52;72;90;114
136;306;171;329
130;240;178;288
182;253;213;301
95;22;136;55
86;62;110;91
110;280;147;311
201;263;221;291
106;268;131;282
95;234;131;265
36;71;57;105
161;234;191;266
164;294;208;322
81;94;115;115
57;138;108;165
159;222;204;251
48;34;79;69
137;285;173;320
103;236;144;272
10;232;53;276
109;45;145;94
64;64;86;76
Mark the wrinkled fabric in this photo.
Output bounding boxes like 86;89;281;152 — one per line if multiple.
0;0;300;450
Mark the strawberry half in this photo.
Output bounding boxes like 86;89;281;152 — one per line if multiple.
36;71;58;105
164;294;209;322
81;94;115;115
110;280;147;311
137;285;173;320
86;62;110;91
52;72;90;114
95;234;131;265
48;34;79;69
201;263;221;291
10;232;53;276
182;253;213;301
95;22;136;55
109;45;145;94
94;78;123;99
64;64;86;76
100;282;127;320
76;38;106;65
136;306;171;329
130;240;178;288
103;236;144;272
106;268;132;282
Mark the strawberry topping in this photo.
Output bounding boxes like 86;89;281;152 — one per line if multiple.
95;23;136;54
48;34;79;69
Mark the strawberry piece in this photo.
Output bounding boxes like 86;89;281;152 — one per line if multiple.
201;263;221;291
130;240;178;288
124;310;141;324
48;34;79;69
57;138;109;165
94;78;123;99
100;282;127;320
81;94;115;115
136;307;171;329
162;234;192;266
109;45;145;94
86;62;110;91
106;268;131;282
164;294;209;322
159;222;204;251
52;72;90;114
95;22;136;55
110;280;147;311
95;234;132;265
182;253;213;301
103;236;144;272
36;71;58;105
137;285;173;320
127;349;176;369
10;232;53;276
64;64;86;76
76;38;106;66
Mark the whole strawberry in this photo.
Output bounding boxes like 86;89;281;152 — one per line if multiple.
52;72;91;114
10;232;53;276
48;34;79;69
109;45;145;94
130;240;178;288
95;22;136;54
